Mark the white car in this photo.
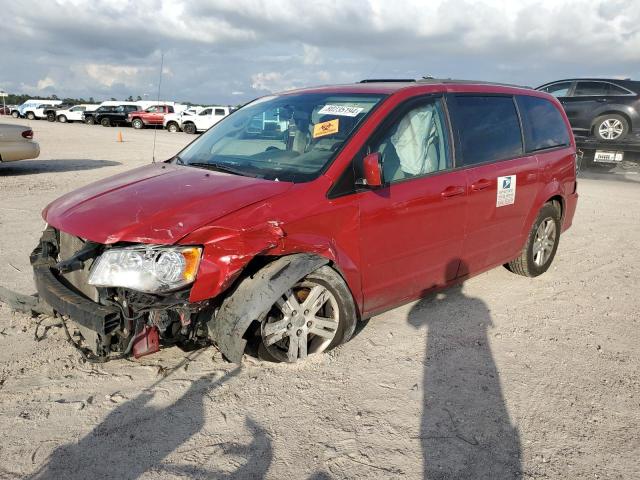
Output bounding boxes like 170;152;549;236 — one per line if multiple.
0;124;40;163
20;100;62;120
56;104;99;123
181;106;232;134
163;106;204;133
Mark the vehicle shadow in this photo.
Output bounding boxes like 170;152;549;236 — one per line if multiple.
28;366;273;480
0;159;120;176
408;261;522;479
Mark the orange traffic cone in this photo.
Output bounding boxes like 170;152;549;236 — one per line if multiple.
117;131;123;143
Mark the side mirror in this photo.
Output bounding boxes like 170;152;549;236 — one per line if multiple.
362;152;383;187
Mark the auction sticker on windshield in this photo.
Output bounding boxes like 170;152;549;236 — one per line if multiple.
496;175;516;207
318;105;364;117
313;119;340;138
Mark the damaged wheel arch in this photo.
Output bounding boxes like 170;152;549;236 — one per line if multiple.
208;253;358;363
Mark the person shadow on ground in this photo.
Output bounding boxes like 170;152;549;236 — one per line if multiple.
408;261;522;479
28;366;273;480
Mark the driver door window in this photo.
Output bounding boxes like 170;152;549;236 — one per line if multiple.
370;98;451;183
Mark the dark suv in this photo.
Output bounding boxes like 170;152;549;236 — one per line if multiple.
537;78;640;142
95;104;140;127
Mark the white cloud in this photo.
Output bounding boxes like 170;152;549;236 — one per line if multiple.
36;77;55;90
83;64;153;88
250;72;298;92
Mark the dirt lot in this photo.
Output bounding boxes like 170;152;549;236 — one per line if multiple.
0;118;639;479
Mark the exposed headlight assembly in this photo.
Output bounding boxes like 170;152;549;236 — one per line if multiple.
88;246;202;293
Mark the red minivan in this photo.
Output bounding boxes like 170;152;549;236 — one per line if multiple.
31;80;578;363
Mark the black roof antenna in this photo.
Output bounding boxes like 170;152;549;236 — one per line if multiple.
152;51;164;164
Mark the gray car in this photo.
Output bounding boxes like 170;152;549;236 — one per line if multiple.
0;124;40;162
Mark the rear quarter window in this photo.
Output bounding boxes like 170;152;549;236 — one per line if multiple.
449;95;523;166
516;95;570;152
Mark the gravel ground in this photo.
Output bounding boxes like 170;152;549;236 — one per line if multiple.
0;118;639;479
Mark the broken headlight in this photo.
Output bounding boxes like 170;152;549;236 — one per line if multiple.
88;246;202;293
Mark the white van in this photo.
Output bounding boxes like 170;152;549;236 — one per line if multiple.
19;100;62;120
55;104;100;123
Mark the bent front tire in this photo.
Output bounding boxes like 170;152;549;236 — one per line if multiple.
258;266;357;363
507;202;561;277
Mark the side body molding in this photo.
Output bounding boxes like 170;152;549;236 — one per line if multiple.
208;253;329;363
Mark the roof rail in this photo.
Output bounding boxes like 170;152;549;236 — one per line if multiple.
359;78;416;83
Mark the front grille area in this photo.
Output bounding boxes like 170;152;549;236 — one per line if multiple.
58;230;100;302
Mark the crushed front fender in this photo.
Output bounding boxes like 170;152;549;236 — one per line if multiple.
208;253;328;363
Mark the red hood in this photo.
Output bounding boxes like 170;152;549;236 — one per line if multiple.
43;163;292;244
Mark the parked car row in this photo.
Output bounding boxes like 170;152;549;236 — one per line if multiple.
10;98;234;134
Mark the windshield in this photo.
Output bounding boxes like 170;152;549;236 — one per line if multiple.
176;92;386;182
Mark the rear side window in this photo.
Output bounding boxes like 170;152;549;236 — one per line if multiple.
516;95;570;152
449;95;522;166
214;108;226;116
574;81;608;96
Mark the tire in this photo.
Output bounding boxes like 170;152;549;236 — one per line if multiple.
100;117;111;127
85;116;95;125
182;122;196;135
58;115;67;123
593;114;629;141
167;122;179;133
258;265;358;363
131;118;144;129
46;112;56;122
11;111;19;118
26;112;35;120
507;202;561;277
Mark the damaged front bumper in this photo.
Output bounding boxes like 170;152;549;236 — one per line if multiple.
30;227;205;360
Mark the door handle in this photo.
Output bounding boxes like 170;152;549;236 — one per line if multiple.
441;185;465;198
471;179;492;191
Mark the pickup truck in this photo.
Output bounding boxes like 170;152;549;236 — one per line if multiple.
128;104;175;129
95;104;140;127
163;106;203;133
54;104;99;123
181;106;232;134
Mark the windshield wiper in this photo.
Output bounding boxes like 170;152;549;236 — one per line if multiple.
187;162;248;176
172;155;185;165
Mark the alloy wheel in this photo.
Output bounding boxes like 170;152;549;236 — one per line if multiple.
261;282;339;363
598;119;624;140
533;218;556;267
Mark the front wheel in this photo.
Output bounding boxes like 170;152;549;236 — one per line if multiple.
258;266;357;363
131;118;144;129
100;118;110;127
507;202;561;277
182;122;196;134
85;116;95;125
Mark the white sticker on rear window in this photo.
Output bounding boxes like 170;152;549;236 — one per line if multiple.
496;175;516;207
317;105;364;117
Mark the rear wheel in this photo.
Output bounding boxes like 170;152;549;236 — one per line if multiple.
182;122;196;134
131;118;144;129
85;116;95;125
46;112;56;122
593;114;629;141
258;266;357;363
507;202;561;277
167;122;179;133
26;112;35;120
11;111;20;118
100;117;111;127
58;115;67;123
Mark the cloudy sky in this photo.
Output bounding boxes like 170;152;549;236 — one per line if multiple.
1;0;639;105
